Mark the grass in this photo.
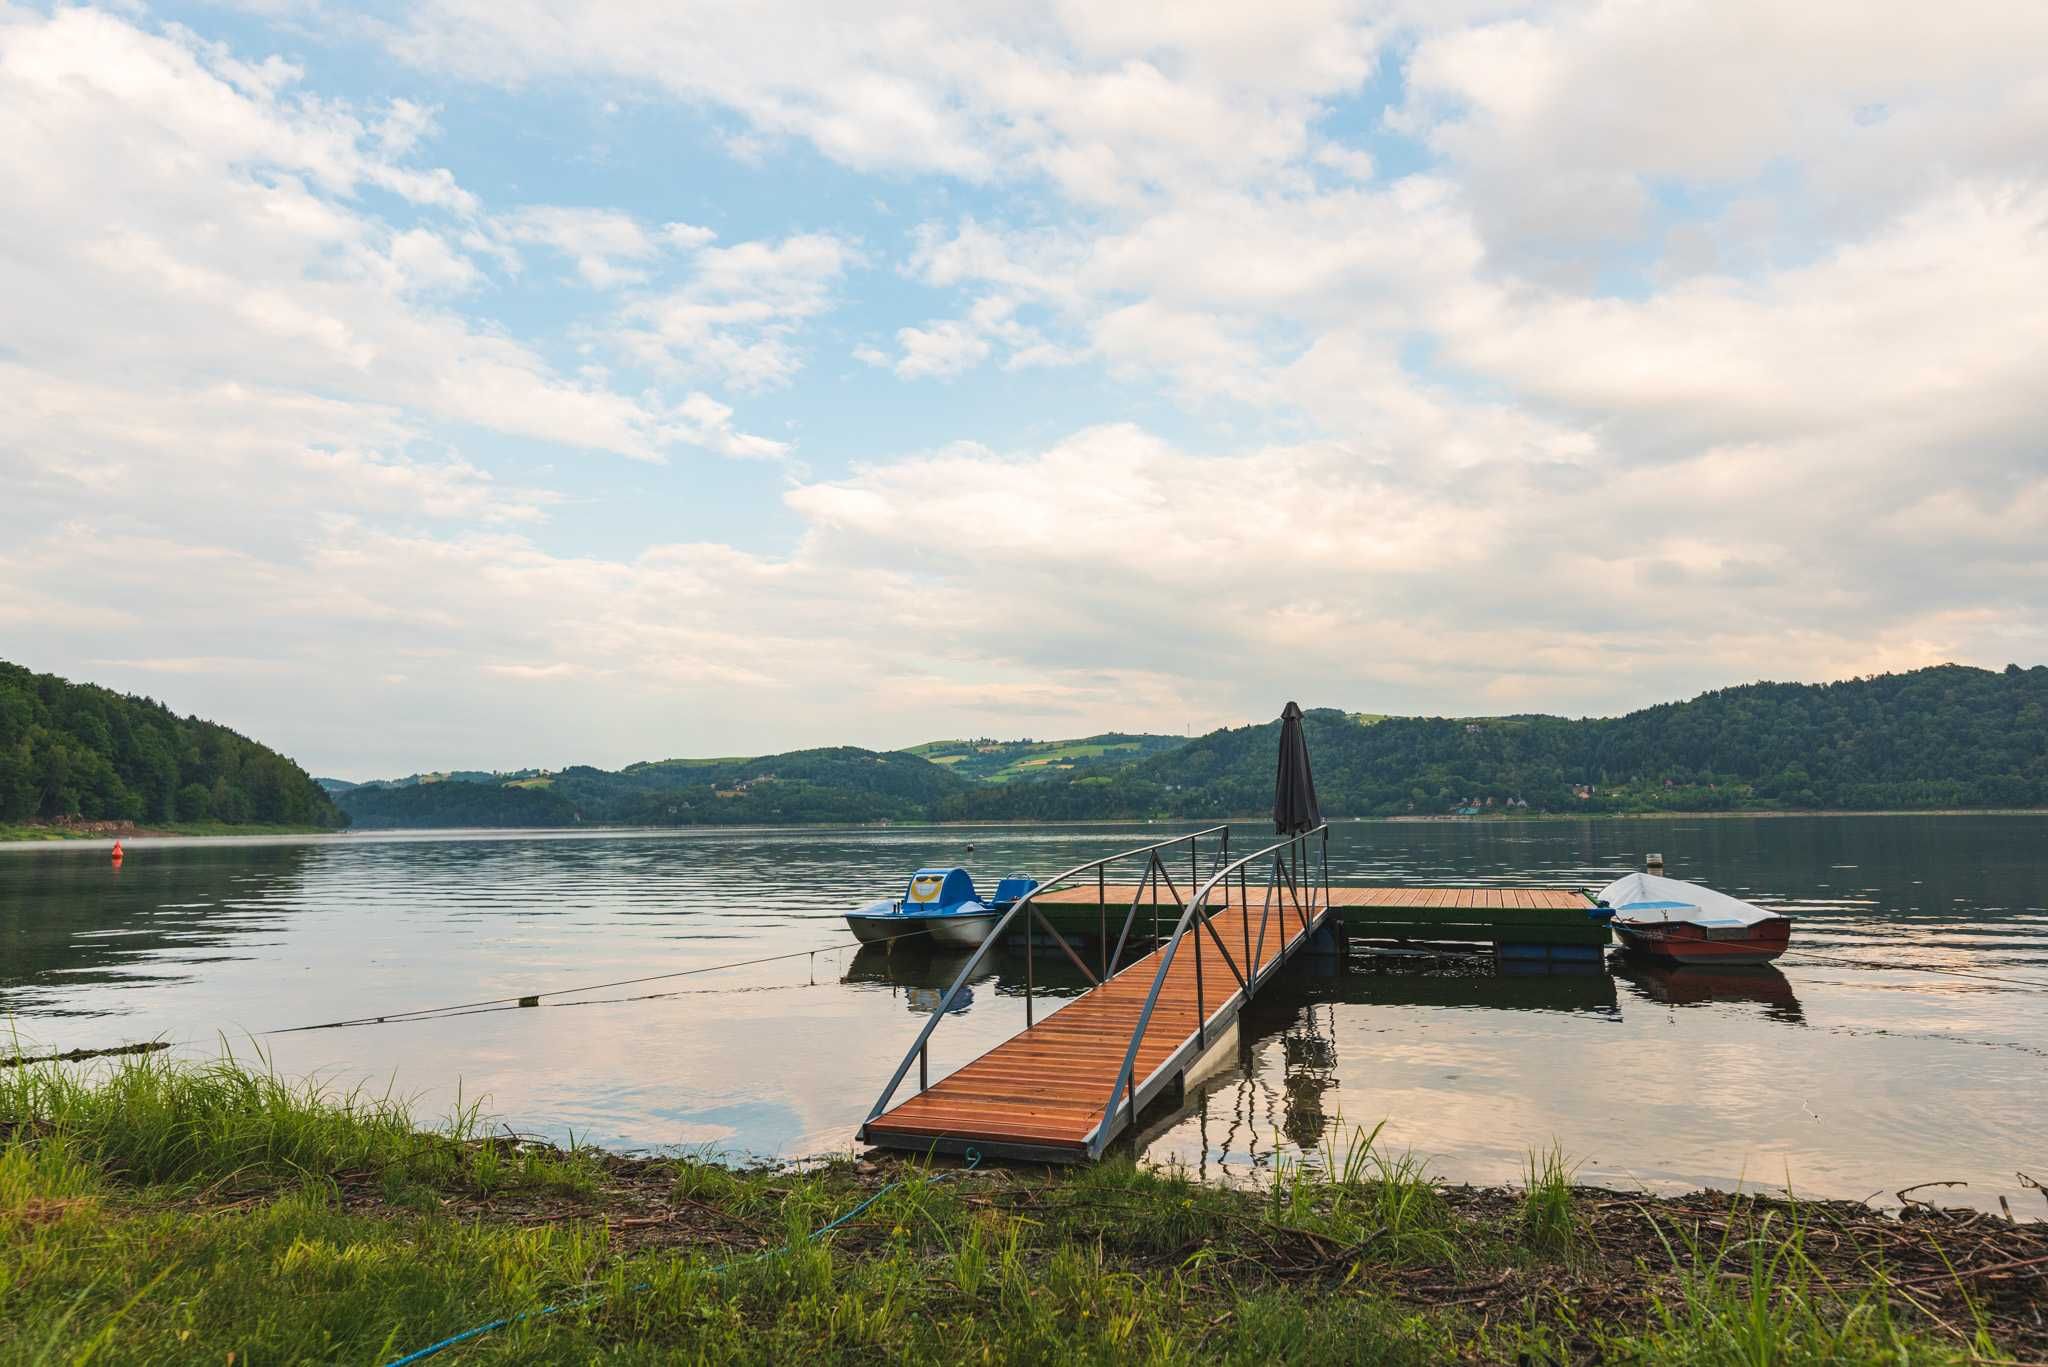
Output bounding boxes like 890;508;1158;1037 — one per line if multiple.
1589;1203;2006;1365
1;1056;2036;1364
1521;1143;1579;1257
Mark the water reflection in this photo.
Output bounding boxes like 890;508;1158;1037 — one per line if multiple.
0;844;312;1018
1613;958;1806;1023
1344;949;1618;1014
841;943;988;1015
3;816;2043;1212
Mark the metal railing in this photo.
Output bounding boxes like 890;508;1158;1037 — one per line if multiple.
1089;822;1330;1157
862;824;1232;1128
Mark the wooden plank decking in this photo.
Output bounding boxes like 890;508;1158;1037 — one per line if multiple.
1033;884;1590;912
862;894;1331;1162
1027;884;1602;946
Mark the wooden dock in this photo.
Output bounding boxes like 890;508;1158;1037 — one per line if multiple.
1028;884;1604;948
862;894;1333;1162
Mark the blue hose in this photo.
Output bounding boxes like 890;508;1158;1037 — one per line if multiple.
385;1152;979;1366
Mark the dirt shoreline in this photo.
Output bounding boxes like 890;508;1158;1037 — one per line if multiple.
243;1145;2048;1360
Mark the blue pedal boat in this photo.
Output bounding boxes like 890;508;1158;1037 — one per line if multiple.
844;867;1038;947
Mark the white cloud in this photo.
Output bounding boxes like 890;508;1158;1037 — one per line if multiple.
618;232;859;391
892;321;992;379
1401;0;2048;267
387;1;1387;205
1439;182;2048;446
502;205;660;287
661;221;717;250
1311;142;1375;181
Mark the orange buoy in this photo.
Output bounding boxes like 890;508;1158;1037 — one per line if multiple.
111;840;124;865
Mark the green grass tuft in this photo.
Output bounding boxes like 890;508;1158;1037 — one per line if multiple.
1520;1143;1579;1257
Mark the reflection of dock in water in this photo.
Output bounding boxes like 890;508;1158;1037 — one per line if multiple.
1325;950;1619;1014
1127;952;1624;1174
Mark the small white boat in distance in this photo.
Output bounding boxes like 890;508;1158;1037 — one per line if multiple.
844;868;1038;947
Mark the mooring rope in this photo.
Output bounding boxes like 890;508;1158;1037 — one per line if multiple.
9;928;937;1063
382;1150;981;1366
262;929;937;1035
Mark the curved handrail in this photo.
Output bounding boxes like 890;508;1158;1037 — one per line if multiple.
862;824;1231;1126
1091;823;1329;1153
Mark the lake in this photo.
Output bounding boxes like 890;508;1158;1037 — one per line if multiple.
4;816;2043;1213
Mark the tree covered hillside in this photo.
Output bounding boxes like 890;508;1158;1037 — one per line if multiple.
0;661;342;828
331;781;576;829
335;747;969;828
959;664;2048;819
332;663;2048;829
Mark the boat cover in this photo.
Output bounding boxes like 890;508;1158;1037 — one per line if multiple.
1593;872;1781;929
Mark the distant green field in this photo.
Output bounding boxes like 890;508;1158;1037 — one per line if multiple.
623;757;749;771
906;733;1189;783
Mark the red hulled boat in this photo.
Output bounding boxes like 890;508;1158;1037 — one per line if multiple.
1593;872;1793;966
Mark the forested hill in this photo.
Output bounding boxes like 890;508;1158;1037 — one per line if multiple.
333;664;2047;828
0;661;343;829
955;663;2048;819
334;747;967;829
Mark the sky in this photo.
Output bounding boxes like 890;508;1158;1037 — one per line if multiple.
2;1;2044;780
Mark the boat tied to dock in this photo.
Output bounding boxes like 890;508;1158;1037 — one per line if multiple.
844;867;1039;946
1593;871;1793;965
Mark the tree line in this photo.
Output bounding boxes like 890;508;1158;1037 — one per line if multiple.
950;663;2048;820
336;664;2048;829
0;661;342;828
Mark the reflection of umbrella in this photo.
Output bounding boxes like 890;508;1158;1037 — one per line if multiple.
1273;701;1322;834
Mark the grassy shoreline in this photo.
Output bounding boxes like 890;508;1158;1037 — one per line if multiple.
3;1056;2041;1363
0;820;338;844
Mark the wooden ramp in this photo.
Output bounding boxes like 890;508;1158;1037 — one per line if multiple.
862;896;1332;1162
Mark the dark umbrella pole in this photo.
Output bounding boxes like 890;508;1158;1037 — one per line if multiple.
1273;701;1321;834
1272;701;1327;922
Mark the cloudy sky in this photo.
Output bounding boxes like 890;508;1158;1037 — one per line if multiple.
3;2;2044;779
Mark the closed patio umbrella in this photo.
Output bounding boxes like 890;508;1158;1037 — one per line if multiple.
1273;701;1322;834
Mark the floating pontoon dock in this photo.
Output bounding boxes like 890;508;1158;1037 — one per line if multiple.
1027;883;1605;954
860;822;1611;1163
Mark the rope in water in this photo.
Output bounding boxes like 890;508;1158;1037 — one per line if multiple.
10;929;925;1062
382;1151;980;1366
263;930;932;1035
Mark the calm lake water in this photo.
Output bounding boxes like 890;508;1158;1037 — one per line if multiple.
4;817;2044;1213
